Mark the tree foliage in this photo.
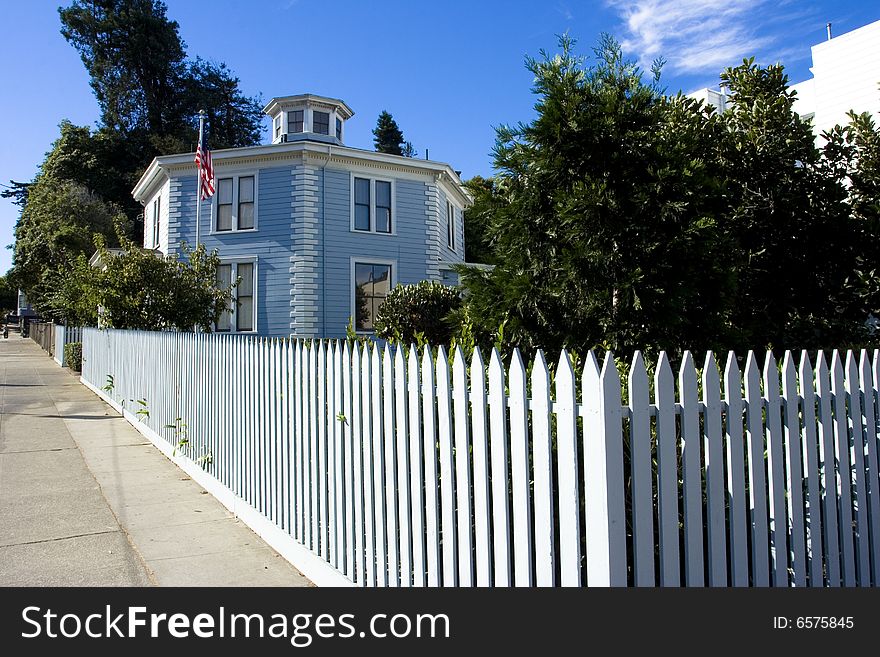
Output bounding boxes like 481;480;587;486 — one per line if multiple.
0;274;18;316
12;159;125;319
51;239;234;331
462;175;501;264
9;1;264;316
459;35;734;358
458;35;880;359
373;110;415;156
374;281;462;345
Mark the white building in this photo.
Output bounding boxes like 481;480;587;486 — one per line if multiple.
688;19;880;136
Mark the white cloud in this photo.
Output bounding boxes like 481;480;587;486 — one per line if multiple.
607;0;782;75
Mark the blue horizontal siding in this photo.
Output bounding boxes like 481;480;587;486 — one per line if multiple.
320;169;429;338
168;167;293;336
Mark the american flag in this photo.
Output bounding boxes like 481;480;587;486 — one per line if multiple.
194;128;215;200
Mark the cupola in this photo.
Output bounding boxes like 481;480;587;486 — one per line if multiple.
263;94;354;146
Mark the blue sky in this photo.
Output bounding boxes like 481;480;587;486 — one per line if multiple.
1;0;879;274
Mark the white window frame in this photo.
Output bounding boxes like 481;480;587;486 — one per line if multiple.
215;256;258;334
312;109;331;136
350;172;395;235
273;114;282;142
287;108;305;135
152;195;161;248
446;200;455;251
212;170;259;233
350;257;396;334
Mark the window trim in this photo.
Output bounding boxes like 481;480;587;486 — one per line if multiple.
312;110;330;136
273;114;282;142
287;108;304;135
211;170;259;233
215;255;259;334
350;257;396;334
446;200;455;251
152;195;161;249
349;172;396;235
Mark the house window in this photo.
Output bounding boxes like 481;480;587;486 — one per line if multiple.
336;117;343;140
446;201;455;250
216;260;256;332
354;262;392;332
376;181;391;233
238;176;255;229
152;196;161;248
288;110;304;134
273;114;282;141
354;178;370;231
217;179;233;231
313;111;329;135
352;176;393;234
215;174;257;232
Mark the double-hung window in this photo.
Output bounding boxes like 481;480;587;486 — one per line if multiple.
352;177;393;234
336;117;343;141
152;196;161;248
216;260;256;332
273;114;282;141
313;111;330;135
446;201;455;250
288;110;304;134
353;261;393;332
215;174;256;232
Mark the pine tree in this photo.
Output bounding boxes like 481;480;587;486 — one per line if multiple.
373;111;407;155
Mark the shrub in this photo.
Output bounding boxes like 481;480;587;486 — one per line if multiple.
65;342;82;372
374;281;462;346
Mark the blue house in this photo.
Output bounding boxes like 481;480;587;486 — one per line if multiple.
131;94;471;338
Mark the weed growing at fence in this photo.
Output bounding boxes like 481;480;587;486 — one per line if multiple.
166;417;189;456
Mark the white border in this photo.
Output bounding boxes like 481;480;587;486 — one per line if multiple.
211;170;260;234
349;172;396;235
215;255;259;334
350;257;396;334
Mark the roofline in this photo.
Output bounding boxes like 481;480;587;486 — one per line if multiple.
132;141;472;207
262;94;355;119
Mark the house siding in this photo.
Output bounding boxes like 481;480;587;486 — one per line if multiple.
142;180;170;252
167;167;295;336
321;168;432;338
158;147;466;339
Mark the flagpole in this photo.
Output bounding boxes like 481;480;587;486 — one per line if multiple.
196;109;206;248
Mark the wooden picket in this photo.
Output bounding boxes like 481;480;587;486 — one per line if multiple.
81;328;880;589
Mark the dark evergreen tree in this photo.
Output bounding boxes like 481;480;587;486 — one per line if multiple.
458;35;734;359
373;110;408;156
718;59;862;350
10;1;265;314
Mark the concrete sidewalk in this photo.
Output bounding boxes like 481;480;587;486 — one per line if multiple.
0;337;312;587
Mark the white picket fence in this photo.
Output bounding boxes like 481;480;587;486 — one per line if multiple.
54;325;83;366
80;327;880;587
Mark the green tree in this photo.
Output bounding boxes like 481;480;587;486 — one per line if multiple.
717;59;862;350
462;175;500;264
374;281;462;345
10;1;264;318
0;273;18;316
0;181;31;209
51;239;234;331
820;109;880;336
59;0;262;149
183;58;264;150
458;35;734;359
373;110;413;156
59;0;188;136
12;166;124;318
